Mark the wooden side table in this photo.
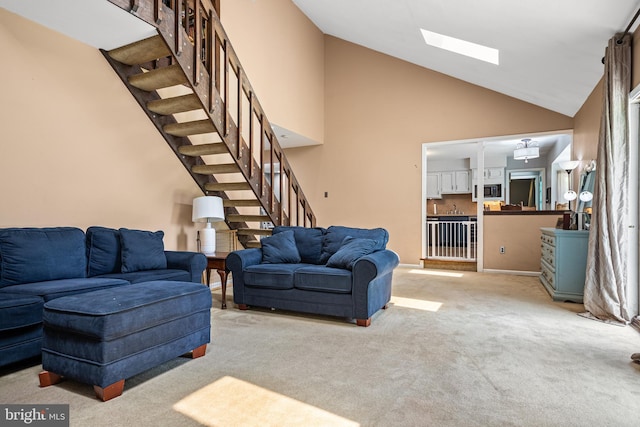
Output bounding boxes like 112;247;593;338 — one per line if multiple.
205;252;231;309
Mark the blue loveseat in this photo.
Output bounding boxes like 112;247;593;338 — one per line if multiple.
0;226;207;368
227;225;399;326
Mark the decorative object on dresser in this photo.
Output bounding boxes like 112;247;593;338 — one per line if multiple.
192;196;225;254
539;227;589;303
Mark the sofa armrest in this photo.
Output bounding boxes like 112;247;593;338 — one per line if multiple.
227;249;263;304
165;251;207;283
352;250;399;283
352;249;400;321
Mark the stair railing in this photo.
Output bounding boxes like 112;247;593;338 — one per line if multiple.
109;0;316;228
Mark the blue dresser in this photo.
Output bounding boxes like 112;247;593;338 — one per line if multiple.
539;227;589;303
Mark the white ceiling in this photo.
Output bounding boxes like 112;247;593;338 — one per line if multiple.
3;0;639;149
293;0;640;117
0;0;156;50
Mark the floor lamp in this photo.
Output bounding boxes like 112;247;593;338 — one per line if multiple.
192;196;225;254
560;160;580;211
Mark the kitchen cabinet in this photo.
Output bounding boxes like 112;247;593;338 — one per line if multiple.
426;173;442;199
440;170;471;194
539;227;589;303
472;167;504;182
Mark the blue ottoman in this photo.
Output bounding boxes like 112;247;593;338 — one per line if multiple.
38;281;211;401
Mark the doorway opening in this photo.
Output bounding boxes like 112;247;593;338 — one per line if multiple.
507;169;544;209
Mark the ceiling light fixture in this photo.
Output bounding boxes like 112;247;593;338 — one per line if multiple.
420;29;499;65
514;138;540;163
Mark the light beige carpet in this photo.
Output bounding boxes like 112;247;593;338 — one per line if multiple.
1;267;639;426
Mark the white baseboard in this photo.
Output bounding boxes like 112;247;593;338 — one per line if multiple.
482;269;541;277
399;263;422;268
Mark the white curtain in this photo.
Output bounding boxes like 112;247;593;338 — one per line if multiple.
582;33;632;325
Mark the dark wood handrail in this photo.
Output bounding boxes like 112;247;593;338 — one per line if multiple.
108;0;316;228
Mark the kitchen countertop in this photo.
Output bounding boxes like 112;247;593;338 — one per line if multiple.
427;211;565;218
483;210;566;215
427;214;477;218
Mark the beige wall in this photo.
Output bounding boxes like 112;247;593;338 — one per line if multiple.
294;36;573;263
220;0;325;143
0;8;202;250
483;214;564;271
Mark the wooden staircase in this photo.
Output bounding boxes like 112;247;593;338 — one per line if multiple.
104;0;316;249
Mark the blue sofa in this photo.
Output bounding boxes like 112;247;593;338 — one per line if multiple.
227;225;399;326
0;226;207;368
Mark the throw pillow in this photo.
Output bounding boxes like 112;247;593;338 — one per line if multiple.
119;228;167;273
261;230;301;264
86;226;121;276
326;236;378;270
0;227;87;286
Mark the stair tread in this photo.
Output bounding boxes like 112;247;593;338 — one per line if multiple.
244;241;262;248
109;36;170;65
205;182;252;191
148;94;202;115
223;199;262;207
227;214;271;222
164;119;216;137
237;228;273;236
128;64;187;91
178;143;228;157
192;163;240;175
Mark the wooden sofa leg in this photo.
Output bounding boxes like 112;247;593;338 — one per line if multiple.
190;344;207;359
94;379;125;402
39;371;63;387
382;304;389;309
238;304;249;310
356;318;371;327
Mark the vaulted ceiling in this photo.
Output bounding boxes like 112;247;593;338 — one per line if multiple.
293;0;640;117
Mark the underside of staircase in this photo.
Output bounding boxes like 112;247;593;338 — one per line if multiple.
104;0;316;249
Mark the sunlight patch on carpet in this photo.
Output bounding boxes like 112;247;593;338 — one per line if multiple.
174;376;360;427
391;296;442;312
409;269;464;278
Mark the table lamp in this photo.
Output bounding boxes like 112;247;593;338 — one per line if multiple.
192;196;224;253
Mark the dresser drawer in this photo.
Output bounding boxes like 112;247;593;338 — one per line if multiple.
540;260;555;289
540;242;555;266
541;234;555;246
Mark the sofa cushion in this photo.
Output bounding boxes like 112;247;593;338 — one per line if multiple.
86;226;121;276
0;293;44;331
272;226;325;264
244;264;308;290
0;227;87;287
0;277;130;301
326;237;378;270
261;230;301;264
319;226;389;264
95;269;191;284
119;228;167;273
294;265;353;294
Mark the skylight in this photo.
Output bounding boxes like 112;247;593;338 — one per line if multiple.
420;29;499;65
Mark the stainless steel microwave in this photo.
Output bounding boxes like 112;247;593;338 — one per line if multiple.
474;184;502;198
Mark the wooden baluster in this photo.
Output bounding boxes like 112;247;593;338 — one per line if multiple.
223;39;229;136
237;68;242;159
175;0;182;56
259;115;265;198
154;0;163;24
248;92;254;178
193;2;201;85
209;19;216;113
